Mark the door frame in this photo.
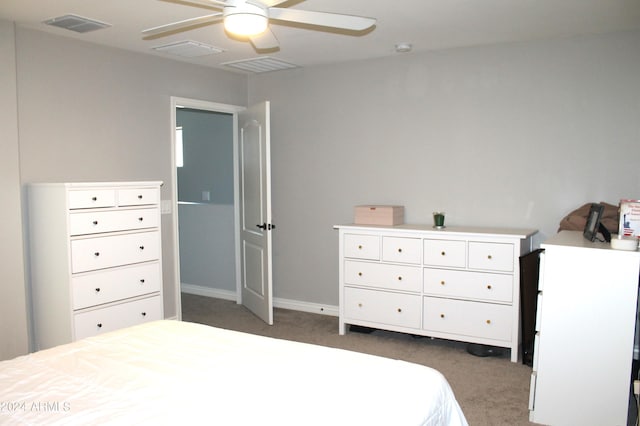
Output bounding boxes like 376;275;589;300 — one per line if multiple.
170;97;245;320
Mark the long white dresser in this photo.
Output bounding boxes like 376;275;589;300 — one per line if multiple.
529;231;640;425
335;224;537;362
28;182;164;350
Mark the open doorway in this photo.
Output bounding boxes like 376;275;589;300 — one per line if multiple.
176;107;237;300
170;98;244;320
169;97;273;324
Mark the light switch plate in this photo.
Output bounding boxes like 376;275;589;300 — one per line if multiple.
161;200;172;214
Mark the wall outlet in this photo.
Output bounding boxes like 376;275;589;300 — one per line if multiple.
634;380;640;396
201;190;211;202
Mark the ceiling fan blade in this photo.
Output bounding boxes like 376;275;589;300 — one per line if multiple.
250;27;279;50
142;13;223;38
268;8;376;31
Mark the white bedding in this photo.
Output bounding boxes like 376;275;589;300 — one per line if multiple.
0;320;468;425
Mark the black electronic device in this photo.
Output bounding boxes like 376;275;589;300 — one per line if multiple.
583;203;611;242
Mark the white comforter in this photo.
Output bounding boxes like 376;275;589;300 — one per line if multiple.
0;320;468;425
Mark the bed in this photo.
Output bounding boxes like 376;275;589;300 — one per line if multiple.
0;320;468;425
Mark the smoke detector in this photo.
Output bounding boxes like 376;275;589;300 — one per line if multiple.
395;43;413;53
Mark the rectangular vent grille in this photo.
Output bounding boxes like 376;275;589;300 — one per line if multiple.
153;41;224;57
43;14;111;33
222;57;299;73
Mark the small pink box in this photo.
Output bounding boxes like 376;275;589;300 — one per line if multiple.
354;205;404;226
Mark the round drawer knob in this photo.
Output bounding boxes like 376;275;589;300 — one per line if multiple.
138;195;143;199
358;245;363;249
138;217;144;222
486;319;491;324
440;280;445;286
487;284;492;290
97;323;102;328
94;252;100;257
487;255;493;260
397;276;402;281
92;220;98;225
397;308;402;313
91;197;97;201
441;251;446;256
95;288;101;292
440;314;445;318
358;272;363;277
141;312;147;317
140;279;145;283
139;246;145;250
397;248;402;253
358;303;363;308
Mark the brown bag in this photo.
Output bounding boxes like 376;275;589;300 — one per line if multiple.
557;202;619;234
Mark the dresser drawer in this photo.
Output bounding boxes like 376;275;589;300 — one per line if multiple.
423;297;511;342
72;262;161;310
344;260;421;292
468;241;514;272
424;239;466;268
69;208;159;236
74;295;161;340
71;231;160;273
423;268;513;303
118;187;159;206
382;236;422;264
344;287;421;329
68;189;116;209
344;234;380;260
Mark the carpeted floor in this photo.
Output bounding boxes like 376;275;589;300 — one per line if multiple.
181;293;538;425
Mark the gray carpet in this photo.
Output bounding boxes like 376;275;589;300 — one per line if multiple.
181;293;538;425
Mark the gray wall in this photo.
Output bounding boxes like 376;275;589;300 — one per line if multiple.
176;108;234;204
5;24;247;352
249;31;640;306
0;21;29;361
178;203;236;292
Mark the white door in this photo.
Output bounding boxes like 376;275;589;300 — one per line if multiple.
238;101;273;324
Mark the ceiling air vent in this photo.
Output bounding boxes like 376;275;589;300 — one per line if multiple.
43;14;111;33
153;41;224;58
222;57;299;73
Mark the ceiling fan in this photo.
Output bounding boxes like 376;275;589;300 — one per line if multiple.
142;0;376;50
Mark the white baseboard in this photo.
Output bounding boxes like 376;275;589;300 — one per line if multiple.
181;283;338;317
181;283;237;301
273;297;338;317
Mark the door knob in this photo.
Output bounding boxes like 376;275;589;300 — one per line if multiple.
256;223;276;230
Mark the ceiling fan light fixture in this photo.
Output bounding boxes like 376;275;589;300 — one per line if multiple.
143;0;377;51
224;13;268;37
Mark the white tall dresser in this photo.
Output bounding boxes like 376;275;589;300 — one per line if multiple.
335;224;537;362
28;182;164;350
529;231;640;425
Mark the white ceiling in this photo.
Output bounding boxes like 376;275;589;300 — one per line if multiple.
2;0;640;73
